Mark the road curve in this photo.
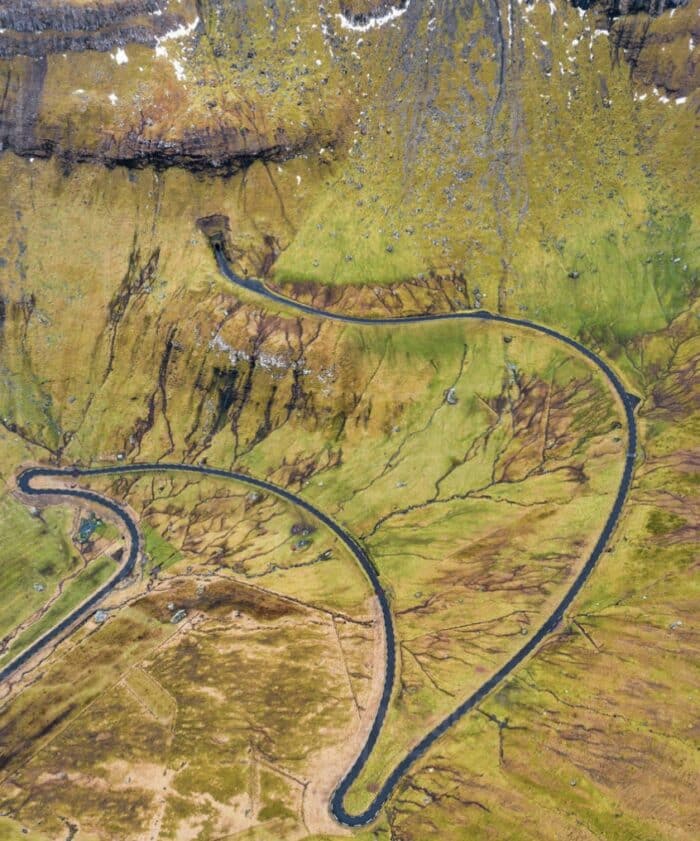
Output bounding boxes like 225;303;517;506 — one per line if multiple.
6;245;638;828
217;244;638;825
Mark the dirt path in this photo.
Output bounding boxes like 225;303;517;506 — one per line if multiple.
301;595;386;836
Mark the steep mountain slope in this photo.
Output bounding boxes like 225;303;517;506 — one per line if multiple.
0;2;697;840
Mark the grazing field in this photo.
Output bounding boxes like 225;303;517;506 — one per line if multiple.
0;495;77;644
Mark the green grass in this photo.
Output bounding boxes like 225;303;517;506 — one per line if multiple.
0;553;118;667
0;494;79;641
142;522;183;571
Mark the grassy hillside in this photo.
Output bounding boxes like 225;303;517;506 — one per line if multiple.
0;0;697;838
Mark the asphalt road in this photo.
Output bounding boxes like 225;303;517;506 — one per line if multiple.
5;246;638;827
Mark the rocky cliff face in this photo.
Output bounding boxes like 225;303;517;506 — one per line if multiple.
0;0;184;59
610;1;698;96
0;0;696;290
0;0;343;171
571;0;687;18
0;0;694;177
0;1;163;32
0;71;326;172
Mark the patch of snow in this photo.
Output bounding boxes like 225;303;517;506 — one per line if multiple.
112;47;128;64
108;93;118;105
171;59;186;80
507;0;514;50
675;96;687;104
337;1;410;32
153;15;199;70
158;17;200;43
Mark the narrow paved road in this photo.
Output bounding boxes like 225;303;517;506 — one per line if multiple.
5;246;638;827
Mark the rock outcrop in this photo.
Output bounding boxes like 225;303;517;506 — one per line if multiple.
0;1;163;32
608;1;698;97
0;0;185;59
0;0;336;171
571;0;688;18
572;0;688;20
569;0;697;97
0;63;326;171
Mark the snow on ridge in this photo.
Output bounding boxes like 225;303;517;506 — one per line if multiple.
337;1;411;32
154;16;200;79
171;59;186;81
158;16;200;44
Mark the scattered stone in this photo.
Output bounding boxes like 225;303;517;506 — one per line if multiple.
669;620;683;630
246;491;263;505
94;610;108;624
293;538;312;550
570;779;577;787
291;522;315;537
396;480;407;488
319;549;333;561
33;582;45;592
568;270;580;279
166;602;175;611
521;627;528;635
445;387;458;405
503;335;513;343
386;244;394;253
171;609;187;624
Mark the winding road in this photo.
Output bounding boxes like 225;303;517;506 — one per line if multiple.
5;243;638;827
